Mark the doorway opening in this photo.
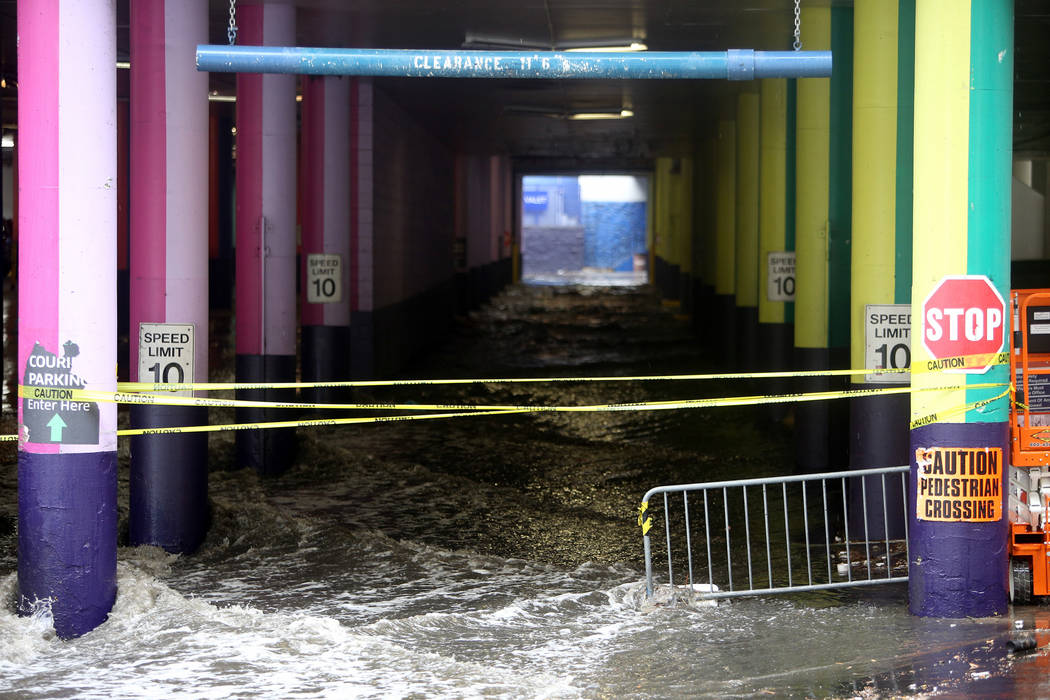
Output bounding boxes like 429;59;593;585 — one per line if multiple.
520;174;649;286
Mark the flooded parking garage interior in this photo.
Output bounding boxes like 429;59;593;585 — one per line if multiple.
3;0;1050;697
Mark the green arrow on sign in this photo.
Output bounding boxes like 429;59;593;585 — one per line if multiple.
46;414;67;442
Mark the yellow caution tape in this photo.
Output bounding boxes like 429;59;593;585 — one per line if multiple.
908;387;1012;430
1;382;1017;442
109;350;1010;394
0;408;526;442
3;382;1008;443
18;382;1008;414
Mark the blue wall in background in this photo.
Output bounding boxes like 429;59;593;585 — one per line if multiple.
582;201;647;271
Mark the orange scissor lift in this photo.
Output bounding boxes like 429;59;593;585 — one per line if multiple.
1009;289;1050;603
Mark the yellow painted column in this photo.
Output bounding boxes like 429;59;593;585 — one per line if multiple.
848;0;913;541
794;3;853;473
735;89;760;370
715;118;737;365
795;6;831;356
758;78;795;375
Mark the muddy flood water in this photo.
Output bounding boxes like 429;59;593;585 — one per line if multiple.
1;283;1049;698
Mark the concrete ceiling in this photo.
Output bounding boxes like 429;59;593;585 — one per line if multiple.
1;1;1049;164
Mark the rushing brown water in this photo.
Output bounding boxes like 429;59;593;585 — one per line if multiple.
0;283;1044;698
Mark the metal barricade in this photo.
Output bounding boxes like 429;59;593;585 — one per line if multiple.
641;466;910;600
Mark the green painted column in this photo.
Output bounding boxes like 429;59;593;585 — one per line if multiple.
908;0;1012;618
735;89;761;371
758;78;797;381
849;0;915;539
794;3;853;473
715;117;737;366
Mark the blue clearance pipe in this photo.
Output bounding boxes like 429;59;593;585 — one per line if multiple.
196;46;831;80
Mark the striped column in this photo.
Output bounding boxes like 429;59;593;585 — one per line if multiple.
349;78;375;378
908;0;1013;618
301;76;352;407
758;78;796;382
235;2;297;474
848;0;914;539
714;118;737;366
794;3;853;473
129;0;209;553
735;90;760;371
17;0;117;639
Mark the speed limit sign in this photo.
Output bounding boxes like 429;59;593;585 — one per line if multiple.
306;254;343;304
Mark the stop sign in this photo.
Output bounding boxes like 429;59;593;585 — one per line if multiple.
921;275;1005;373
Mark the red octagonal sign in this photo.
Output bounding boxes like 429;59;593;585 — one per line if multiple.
921;275;1005;373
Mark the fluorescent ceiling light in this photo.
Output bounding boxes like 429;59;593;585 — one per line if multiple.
1;134;13;149
463;33;647;53
208;94;237;102
116;61;130;69
564;42;647;52
567;109;634;120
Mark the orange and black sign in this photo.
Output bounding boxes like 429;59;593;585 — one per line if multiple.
915;446;1002;522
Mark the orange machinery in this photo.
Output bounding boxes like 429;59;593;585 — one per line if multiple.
1009;289;1050;603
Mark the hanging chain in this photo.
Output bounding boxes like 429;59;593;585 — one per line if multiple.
227;0;238;46
793;0;802;51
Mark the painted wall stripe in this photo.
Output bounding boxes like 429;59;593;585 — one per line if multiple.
759;79;787;325
129;0;166;380
17;0;61;454
910;0;971;420
893;0;916;306
827;6;853;351
301;75;324;327
356;79;374;313
235;5;263;354
785;80;796;325
260;3;296;357
850;0;898;379
323;77;351;327
735;91;760;309
164;0;208;382
794;6;830;349
58;0;117;452
964;0;1013;421
715;119;736;296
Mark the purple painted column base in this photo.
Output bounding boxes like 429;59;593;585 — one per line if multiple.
18;450;117;639
908;421;1009;618
130;404;209;553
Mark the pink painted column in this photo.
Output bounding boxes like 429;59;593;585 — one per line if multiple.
129;0;209;552
301;76;351;403
349;78;375;378
236;2;298;473
17;0;117;639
